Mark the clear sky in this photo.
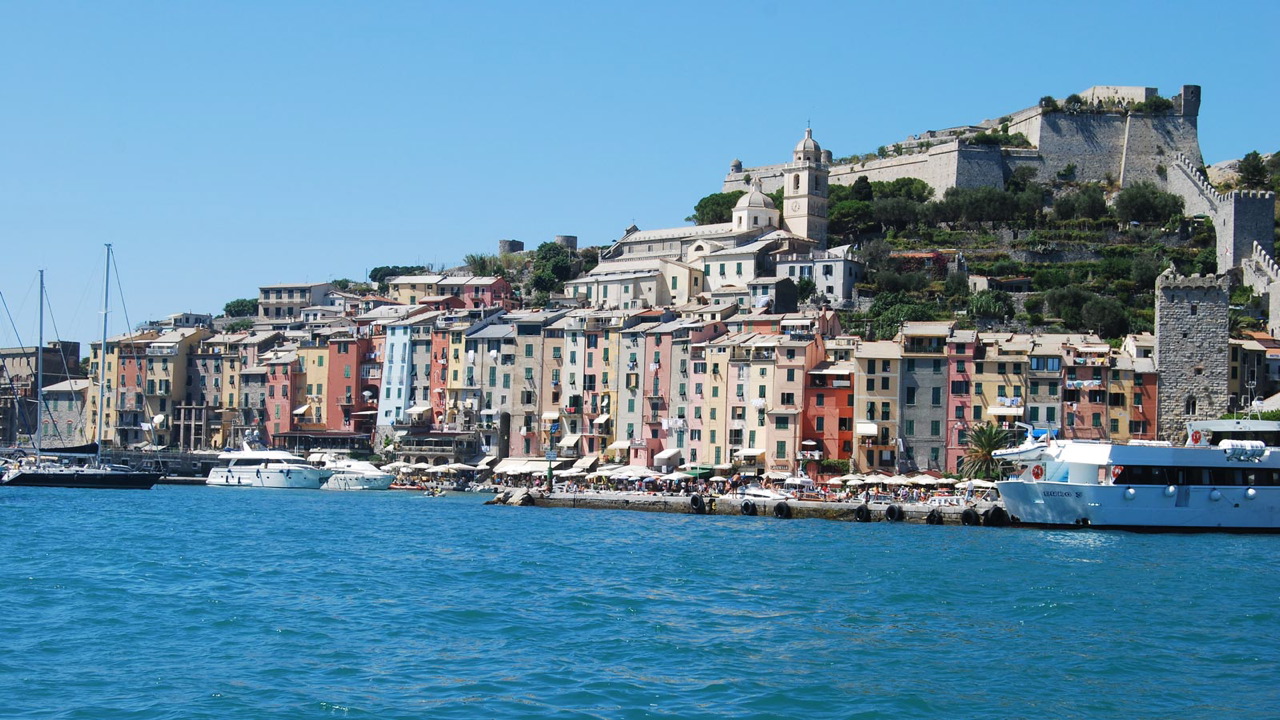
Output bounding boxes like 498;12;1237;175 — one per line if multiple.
1;1;1276;350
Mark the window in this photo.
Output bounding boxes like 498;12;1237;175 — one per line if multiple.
931;387;942;406
781;392;795;405
997;362;1006;374
904;420;915;436
905;387;917;405
974;382;984;395
906;359;916;372
815;393;825;406
1092;413;1102;428
954;406;964;419
880;402;890;421
1049;382;1059;397
786;369;795;382
775;417;789;430
880;377;889;390
951;380;970;394
1110;418;1120;433
1133;393;1142;407
1046;407;1056;423
775;441;786;460
974;362;983;374
930;420;940;436
973;406;982;420
1184;395;1197;415
866;378;875;392
956;360;966;373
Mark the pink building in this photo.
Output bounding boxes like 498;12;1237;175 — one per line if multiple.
945;329;976;473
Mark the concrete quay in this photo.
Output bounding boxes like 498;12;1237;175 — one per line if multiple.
491;488;1011;526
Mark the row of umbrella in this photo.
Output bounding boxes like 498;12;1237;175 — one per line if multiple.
379;461;478;474
828;473;997;489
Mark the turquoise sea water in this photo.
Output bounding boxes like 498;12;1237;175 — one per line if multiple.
1;486;1278;719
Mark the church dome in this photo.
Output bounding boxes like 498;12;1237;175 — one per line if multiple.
735;183;774;210
794;128;821;154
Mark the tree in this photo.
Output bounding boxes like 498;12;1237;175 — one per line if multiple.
1075;184;1108;220
225;318;254;332
577;247;600;275
962;424;1011;479
1130;253;1165;291
860;239;893;272
1080;296;1130;338
828;199;875;236
529;242;573;293
1040;95;1060;112
872;197;919;231
369;265;426;285
851;175;874;202
1044;286;1095;328
969;290;1013;319
944;272;970;299
796;277;816;303
1114;181;1184;224
223;298;258;318
687;191;746;225
1238;151;1270;190
465;253;498;277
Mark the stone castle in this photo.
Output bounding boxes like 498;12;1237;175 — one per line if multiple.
726;84;1278;330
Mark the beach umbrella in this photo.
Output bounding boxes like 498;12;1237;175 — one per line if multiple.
822;477;846;486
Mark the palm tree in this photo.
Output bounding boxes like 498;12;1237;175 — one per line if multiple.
962;423;1011;480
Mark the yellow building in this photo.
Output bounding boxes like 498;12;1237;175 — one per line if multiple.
852;340;901;472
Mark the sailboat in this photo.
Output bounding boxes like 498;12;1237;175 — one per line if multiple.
1;246;159;489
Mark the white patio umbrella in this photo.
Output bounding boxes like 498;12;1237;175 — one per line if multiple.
663;471;692;481
822;477;846;486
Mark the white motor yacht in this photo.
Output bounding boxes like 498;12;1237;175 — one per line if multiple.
996;419;1280;531
310;453;394;491
207;440;331;489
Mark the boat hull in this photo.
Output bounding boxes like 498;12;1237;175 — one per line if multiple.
321;472;393;491
206;467;329;489
3;469;159;490
998;480;1280;531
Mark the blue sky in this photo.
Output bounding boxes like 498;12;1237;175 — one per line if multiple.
1;1;1276;349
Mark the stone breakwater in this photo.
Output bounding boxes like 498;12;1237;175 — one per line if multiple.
487;488;1011;526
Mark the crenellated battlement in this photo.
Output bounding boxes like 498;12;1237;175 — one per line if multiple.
1172;152;1227;203
1156;268;1230;291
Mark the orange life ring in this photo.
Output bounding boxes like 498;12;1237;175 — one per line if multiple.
1031;464;1045;480
1111;465;1124;480
1191;430;1203;445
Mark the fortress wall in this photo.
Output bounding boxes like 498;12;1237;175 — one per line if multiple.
1120;116;1202;186
828;144;960;194
953;145;1010;189
1166;152;1276;271
1034;114;1129;184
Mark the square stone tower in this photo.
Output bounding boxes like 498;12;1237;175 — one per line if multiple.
1155;269;1230;439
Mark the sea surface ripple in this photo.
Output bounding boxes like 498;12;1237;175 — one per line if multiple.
1;486;1278;719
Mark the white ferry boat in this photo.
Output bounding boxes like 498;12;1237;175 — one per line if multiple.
310;453;394;491
995;419;1280;532
207;444;332;489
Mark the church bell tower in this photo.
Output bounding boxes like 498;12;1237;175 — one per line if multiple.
781;128;829;247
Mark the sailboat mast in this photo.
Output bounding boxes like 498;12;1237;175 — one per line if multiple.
35;270;44;459
96;244;111;466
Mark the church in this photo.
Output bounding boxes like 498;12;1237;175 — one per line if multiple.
564;129;833;310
